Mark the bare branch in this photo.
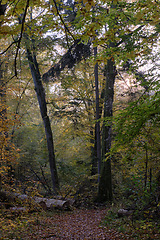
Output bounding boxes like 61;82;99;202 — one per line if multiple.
14;0;30;77
0;40;19;55
51;0;75;44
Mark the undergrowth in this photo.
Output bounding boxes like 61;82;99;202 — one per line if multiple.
102;205;160;240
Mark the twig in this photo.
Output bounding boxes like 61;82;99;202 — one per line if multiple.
0;40;19;55
11;0;21;16
10;78;32;137
51;0;75;45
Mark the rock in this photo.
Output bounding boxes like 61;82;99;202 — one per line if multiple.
118;209;133;217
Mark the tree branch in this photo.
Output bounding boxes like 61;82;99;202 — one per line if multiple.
0;40;19;55
42;40;91;82
14;0;30;77
51;0;75;44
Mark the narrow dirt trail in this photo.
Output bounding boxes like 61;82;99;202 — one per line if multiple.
33;208;125;240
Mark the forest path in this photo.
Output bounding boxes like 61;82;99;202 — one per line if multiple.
33;208;124;240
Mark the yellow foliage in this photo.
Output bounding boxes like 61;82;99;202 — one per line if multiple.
0;89;20;189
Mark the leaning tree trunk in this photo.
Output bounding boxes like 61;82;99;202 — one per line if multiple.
24;33;59;193
98;58;116;202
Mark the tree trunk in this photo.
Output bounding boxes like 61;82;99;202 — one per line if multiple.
0;1;7;191
0;59;3;191
24;34;59;194
144;147;148;189
94;47;101;182
98;58;116;202
90;126;97;176
0;191;73;210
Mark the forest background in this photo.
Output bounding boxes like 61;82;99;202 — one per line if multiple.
0;0;160;238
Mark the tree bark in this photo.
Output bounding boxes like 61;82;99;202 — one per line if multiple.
24;34;59;193
0;1;7;16
94;47;101;182
90;125;97;176
0;191;73;210
0;59;3;191
144;147;148;189
0;0;7;191
98;58;116;202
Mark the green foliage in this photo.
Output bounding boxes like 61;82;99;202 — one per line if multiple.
114;91;160;146
0;0;160;222
103;205;160;239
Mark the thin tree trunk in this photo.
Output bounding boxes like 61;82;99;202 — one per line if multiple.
24;34;59;193
0;57;8;189
94;47;101;182
98;58;116;202
90;126;97;175
0;59;3;190
0;4;7;187
144;147;148;189
149;168;152;192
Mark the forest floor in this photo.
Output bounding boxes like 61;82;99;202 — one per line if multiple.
0;207;160;239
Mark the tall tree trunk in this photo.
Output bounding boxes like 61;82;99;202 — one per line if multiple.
0;59;3;190
98;58;116;202
94;47;101;181
0;3;8;190
91;84;105;176
24;34;59;193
